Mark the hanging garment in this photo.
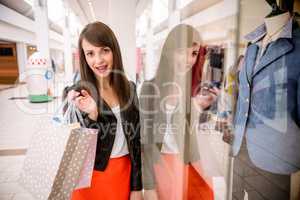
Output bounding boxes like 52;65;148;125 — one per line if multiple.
192;46;207;97
209;51;223;69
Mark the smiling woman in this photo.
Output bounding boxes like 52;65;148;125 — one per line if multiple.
67;21;143;200
77;21;131;107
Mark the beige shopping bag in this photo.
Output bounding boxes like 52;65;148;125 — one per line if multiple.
291;171;300;200
75;128;98;189
19;124;98;200
49;128;98;200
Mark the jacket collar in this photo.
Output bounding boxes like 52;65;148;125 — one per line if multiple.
243;18;295;78
252;39;294;77
244;17;293;44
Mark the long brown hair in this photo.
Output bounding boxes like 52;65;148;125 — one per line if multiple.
78;21;131;107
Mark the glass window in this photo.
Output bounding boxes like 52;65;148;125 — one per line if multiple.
0;47;13;56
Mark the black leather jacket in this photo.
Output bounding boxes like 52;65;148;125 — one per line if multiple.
80;81;142;191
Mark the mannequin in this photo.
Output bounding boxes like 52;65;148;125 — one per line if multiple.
231;4;300;200
266;12;300;200
262;12;291;46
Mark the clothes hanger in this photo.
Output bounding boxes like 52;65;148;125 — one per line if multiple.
265;0;286;18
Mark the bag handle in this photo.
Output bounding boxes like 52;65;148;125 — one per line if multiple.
53;98;86;128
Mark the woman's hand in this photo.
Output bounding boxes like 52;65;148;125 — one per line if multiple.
194;87;220;110
208;86;220;96
67;89;98;121
130;191;143;200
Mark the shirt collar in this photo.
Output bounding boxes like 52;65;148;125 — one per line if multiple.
244;17;293;43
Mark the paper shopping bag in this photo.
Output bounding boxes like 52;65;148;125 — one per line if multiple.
19;125;98;200
75;128;98;189
49;128;98;200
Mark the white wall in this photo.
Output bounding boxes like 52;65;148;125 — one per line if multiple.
107;0;137;82
0;4;64;50
0;20;36;44
182;0;238;28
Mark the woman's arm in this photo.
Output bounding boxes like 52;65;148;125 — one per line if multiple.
129;81;143;191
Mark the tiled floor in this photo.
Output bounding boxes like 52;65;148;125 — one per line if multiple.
0;156;34;200
0;77;66;200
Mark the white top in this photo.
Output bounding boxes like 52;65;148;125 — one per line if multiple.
161;104;179;154
110;105;129;158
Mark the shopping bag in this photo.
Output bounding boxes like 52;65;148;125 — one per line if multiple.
18;100;98;200
75;128;98;189
53;99;98;190
48;128;98;200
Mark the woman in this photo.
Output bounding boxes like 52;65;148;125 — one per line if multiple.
68;21;142;200
140;24;214;200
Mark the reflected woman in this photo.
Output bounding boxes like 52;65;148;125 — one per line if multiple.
140;24;214;200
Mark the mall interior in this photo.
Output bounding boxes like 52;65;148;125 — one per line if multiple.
0;0;300;200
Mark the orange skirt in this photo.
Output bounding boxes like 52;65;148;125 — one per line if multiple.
71;155;131;200
154;154;214;200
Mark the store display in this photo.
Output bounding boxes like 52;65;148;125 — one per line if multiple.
232;9;300;200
